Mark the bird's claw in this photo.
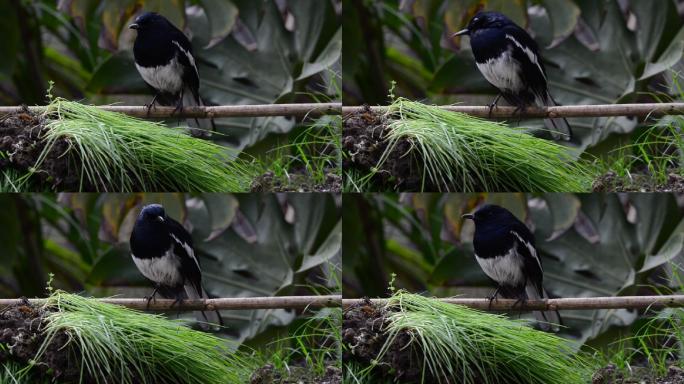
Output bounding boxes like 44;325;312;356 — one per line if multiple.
487;103;496;119
486;294;497;310
144;295;156;310
511;298;525;310
145;95;159;117
171;102;183;117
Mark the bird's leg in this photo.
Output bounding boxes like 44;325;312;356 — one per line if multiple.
486;286;501;310
170;295;184;318
511;297;526;311
172;89;184;116
145;286;160;310
145;94;159;117
488;93;502;119
512;103;527;125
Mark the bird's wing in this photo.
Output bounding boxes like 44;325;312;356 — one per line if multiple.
501;25;549;99
166;217;204;297
170;32;201;104
509;229;545;297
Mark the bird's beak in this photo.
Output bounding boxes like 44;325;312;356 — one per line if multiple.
156;216;165;222
129;23;139;30
452;28;469;37
462;213;474;220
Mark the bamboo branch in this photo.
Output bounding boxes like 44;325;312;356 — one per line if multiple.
342;103;684;118
0;295;342;311
342;295;684;311
0;103;342;118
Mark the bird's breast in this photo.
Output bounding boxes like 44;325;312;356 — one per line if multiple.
135;58;184;94
475;48;523;93
475;249;525;286
132;250;183;286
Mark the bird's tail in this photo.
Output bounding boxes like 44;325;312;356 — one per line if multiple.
526;285;561;332
540;93;573;141
183;90;216;137
184;284;223;330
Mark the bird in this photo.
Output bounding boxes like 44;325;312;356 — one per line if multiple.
129;12;215;133
453;11;572;141
462;204;561;331
130;203;222;328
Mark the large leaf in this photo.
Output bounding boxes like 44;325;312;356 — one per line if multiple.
186;193;340;342
84;1;340;151
531;194;684;342
353;0;684;151
345;193;684;346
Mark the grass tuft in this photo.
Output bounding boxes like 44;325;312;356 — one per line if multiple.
378;98;591;192
594;115;683;189
253;114;341;188
34;98;256;192
34;291;251;384
378;291;589;384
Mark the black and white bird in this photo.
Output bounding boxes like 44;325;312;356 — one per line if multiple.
130;203;222;327
463;204;560;331
454;11;572;141
129;12;214;132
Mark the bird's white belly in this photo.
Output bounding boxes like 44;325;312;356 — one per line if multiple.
132;251;182;286
475;250;525;286
135;58;183;94
476;49;523;93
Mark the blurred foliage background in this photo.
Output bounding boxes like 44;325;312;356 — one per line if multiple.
0;193;342;345
0;0;341;152
342;193;684;344
343;0;684;150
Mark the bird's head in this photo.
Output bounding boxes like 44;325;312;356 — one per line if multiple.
139;204;166;223
462;204;516;226
129;12;168;32
452;11;512;37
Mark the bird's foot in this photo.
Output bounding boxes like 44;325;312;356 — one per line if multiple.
486;287;501;310
145;96;159;117
170;297;184;318
487;94;502;119
512;105;525;115
171;101;183;117
486;295;497;311
170;297;183;308
487;103;497;119
144;296;153;309
512;105;527;125
511;297;526;310
144;286;160;310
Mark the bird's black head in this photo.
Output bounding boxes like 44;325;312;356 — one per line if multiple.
453;11;514;36
129;12;169;32
462;204;517;226
139;203;166;224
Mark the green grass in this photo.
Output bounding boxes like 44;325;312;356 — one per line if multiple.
23;291;252;384
252;114;341;189
0;168;35;192
29;98;256;192
251;307;342;380
251;70;342;190
249;264;343;381
587;265;684;380
351;98;592;192
594;113;683;189
349;291;590;384
0;361;45;384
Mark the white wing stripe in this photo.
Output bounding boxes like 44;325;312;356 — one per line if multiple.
505;34;547;81
170;233;201;272
510;230;542;272
171;40;199;79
